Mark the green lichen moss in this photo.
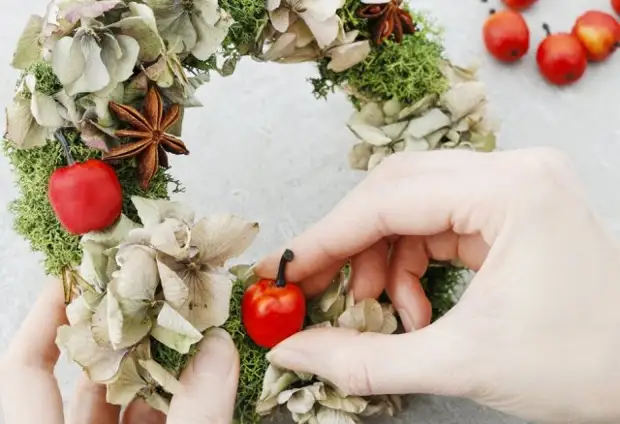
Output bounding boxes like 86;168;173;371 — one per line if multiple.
220;0;268;53
310;7;448;105
3;130;180;276
422;263;465;321
18;61;63;99
224;277;269;424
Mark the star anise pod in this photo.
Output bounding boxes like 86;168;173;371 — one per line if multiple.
104;86;189;190
357;0;417;45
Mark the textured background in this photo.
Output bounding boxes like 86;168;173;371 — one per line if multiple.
1;0;619;422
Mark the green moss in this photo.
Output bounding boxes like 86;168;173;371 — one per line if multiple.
152;338;197;377
18;61;63;99
421;263;465;321
223;278;269;424
310;11;448;105
3;131;181;276
220;0;268;53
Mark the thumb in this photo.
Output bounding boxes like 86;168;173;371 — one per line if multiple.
167;328;239;424
266;322;478;398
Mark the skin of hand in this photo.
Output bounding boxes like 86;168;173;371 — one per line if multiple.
256;147;620;424
0;279;239;424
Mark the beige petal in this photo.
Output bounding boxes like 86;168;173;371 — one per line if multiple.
288;20;315;47
337;298;384;332
357;102;385;127
106;357;146;406
397;94;438;121
382;98;402;118
266;0;282;10
259;364;300;402
131;196;195;228
263;32;297;61
326;40;370;72
380;121;407;141
192;11;232;60
348;143;372;171
191;215;259;267
181;270;233;331
114;245;159;300
150;218;191;260
425;128;449;149
301;14;340;48
270;7;292;33
157;258;189;309
56;322;127;383
348;124;392;146
91;295;112;347
5;97;48;149
405;108;451;139
319;386;368;414
300;0;342;22
293;411;316;424
139;359;182;394
404;135;430;151
280;387;317;414
441;81;486;121
150;302;203;354
379;304;398;334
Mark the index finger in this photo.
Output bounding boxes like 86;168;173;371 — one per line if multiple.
255;150;496;288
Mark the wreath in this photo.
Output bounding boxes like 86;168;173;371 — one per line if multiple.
3;0;497;422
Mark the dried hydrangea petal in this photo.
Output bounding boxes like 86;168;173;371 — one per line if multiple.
279;382;326;414
357;102;384;127
326;40;370;73
257;364;301;415
131;196;195;229
149;218;191;260
380;121;407;141
405;108;451;139
107;283;154;350
308;277;346;324
348;143;372;171
441;81;486;122
397;94;438;121
138;359;182;394
318;386;368;414
190;215;259;268
56;321;127;383
315;407;359;424
380;304;398;334
150;302;203;354
348;124;391;146
367;151;387;170
337;298;384;332
157;258;190;309
106;357;147;406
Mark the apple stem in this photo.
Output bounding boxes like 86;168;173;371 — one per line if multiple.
275;249;295;288
54;129;76;166
542;23;552;37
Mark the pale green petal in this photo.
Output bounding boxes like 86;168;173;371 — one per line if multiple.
405;108;451;139
106;358;146;406
11;15;44;69
280;387;317;414
263;32;297;61
101;34;140;83
65;36;111;95
56;322;127;383
315;407;358;424
163;12;196;53
30;90;64;127
257;364;300;415
191;12;232;60
5;97;47;149
150;302;203;354
131;196;195;228
326;40;370;73
107;282;153;349
318;387;368;414
301;14;340;48
300;0;342;21
270;7;291;33
337;299;384;332
191;215;259;267
111;2;165;62
150;219;191;260
347;124;392;146
51;37;84;86
196;0;220;26
441;81;486;121
91;294;113;347
379;304;398;334
145;393;170;414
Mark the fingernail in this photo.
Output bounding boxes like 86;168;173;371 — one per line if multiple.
266;348;309;371
397;308;415;332
193;328;236;375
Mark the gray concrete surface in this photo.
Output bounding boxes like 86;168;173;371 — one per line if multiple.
1;0;619;422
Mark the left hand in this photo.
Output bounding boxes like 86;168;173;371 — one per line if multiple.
0;278;239;424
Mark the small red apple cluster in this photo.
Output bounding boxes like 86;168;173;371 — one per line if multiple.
482;0;620;86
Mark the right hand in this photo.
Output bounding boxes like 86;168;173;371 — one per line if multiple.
256;148;620;423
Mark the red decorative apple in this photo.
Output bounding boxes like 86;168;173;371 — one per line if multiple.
572;10;620;62
613;0;620;16
48;131;123;235
502;0;538;10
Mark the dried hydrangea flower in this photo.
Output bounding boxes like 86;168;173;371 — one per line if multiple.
347;62;498;171
267;0;344;48
257;276;402;423
58;0;122;24
145;0;233;60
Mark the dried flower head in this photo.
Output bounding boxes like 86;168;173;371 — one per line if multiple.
347;62;498;171
256;273;403;423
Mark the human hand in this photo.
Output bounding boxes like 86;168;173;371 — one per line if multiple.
256;148;620;423
0;280;239;424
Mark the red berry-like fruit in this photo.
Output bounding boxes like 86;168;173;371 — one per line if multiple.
483;10;530;62
536;24;588;86
242;250;306;349
48;131;123;235
612;0;620;16
502;0;538;10
572;10;620;62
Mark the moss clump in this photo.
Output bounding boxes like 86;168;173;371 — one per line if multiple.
421;263;465;321
219;0;268;53
310;11;448;105
223;277;269;424
3;131;180;276
18;61;63;98
152;338;198;377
